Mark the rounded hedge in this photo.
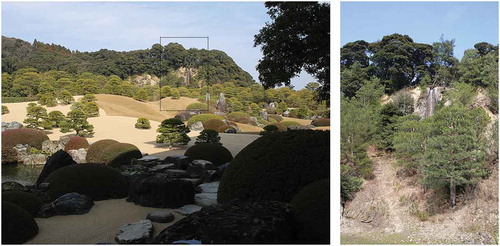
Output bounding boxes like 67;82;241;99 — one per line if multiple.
263;125;279;131
272;123;287;132
268;114;283;122
234;117;251;124
280;121;301;127
2;191;42;217
86;139;120;163
312;118;330;127
2;129;50;164
184;143;233;166
227;112;250;121
64;136;90;151
187;114;225;127
2;201;39;244
218;130;330;203
135;118;151;129
186;102;208;111
217;125;235;133
290;179;330;243
203;119;226;131
45;163;128;201
101;143;142;167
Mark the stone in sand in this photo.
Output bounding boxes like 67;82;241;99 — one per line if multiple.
36;150;77;186
190;121;204;131
39;192;94;218
128;174;194;208
115;220;154;244
146;211;174;223
175;204;202;216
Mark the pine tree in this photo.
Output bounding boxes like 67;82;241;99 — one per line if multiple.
156;118;191;146
195;129;221;145
61;109;94;137
58;90;74;105
23;104;48;129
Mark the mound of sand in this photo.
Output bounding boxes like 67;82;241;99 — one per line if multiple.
95;94;173;122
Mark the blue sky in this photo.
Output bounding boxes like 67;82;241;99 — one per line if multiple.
341;1;499;60
2;1;317;89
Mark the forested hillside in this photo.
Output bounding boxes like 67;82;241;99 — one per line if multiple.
341;33;498;208
1;36;254;87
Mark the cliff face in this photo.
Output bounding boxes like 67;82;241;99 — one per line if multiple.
1;36;255;87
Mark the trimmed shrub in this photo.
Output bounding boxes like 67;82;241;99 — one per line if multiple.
2;191;42;217
38;94;58;107
196;129;222;145
184;143;233;166
2;105;9;115
268;114;283;122
101;143;142;167
45;164;128;201
290;179;330;243
234;117;252;124
272;123;287;132
135;118;151;129
48;110;66;128
83;102;100;117
64;136;90;151
217;125;235;133
2;202;39;244
186;102;208;111
203;119;226;131
280;121;301;127
58;90;74;105
218;130;330;203
80;94;97;103
312;118;330;127
2;129;49;164
260;125;279;135
156;118;191;146
187;114;225;127
227;112;250;121
86;139;120;163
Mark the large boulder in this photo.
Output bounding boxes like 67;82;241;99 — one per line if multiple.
127;174;195;208
115;220;154;244
42;140;65;154
1;121;23;132
39;192;94;218
67;148;87;163
175;204;202;216
13;144;30;162
186;160;217;182
22;154;47;166
36;150;77;187
154;200;294;244
190;121;204;131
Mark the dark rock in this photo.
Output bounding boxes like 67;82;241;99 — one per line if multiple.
163;170;189;179
132;156;160;167
25;185;52;204
180;178;203;189
224;127;237;134
39;192;94;218
146;211;174;223
148;163;175;173
175;111;199;122
119;165;151;184
175;204;202;216
36;150;77;186
154;200;294;244
115;220;154;244
128;174;195;208
173;239;202;244
186;160;217;181
2;181;26;192
162;155;192;170
196;182;219;194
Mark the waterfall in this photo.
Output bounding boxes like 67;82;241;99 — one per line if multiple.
423;87;439;118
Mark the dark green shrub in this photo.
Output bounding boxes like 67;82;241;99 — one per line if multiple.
48;110;66;128
227;112;250;121
272;123;287;131
64;136;90;151
2;191;42;216
45;164;128;201
58;90;74;105
135;118;151;129
260;125;279;135
203;119;226;130
86;139;120;163
280;121;301;127
38;94;58;107
2;129;49;164
290;179;330;243
156;118;191;146
268;114;283;122
2;202;39;244
83;102;100;117
186;102;208;111
196;129;222;145
101;143;142;167
218;130;329;203
80;94;97;103
184;143;233;165
2;105;9;115
187;114;225;127
312;118;330;127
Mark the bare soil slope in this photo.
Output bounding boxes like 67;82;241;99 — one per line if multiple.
341;148;498;244
95;94;173;122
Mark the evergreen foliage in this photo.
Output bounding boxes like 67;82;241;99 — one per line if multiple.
61;109;94;137
2;105;9;115
23;104;48;129
156;118;191;146
57;90;74;105
135;118;151;129
195;129;222;145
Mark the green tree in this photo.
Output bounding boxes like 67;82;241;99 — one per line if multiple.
38;94;58;107
47;110;66;128
134;89;149;101
135;118;151;129
83;102;100;117
23;104;48;129
254;2;330;102
340;62;369;98
2;73;13;97
103;75;123;95
444;82;476;107
81;94;97;103
61;109;94;137
276;101;288;115
195;129;221;145
432;35;459;86
170;89;180;99
392;91;414;115
249;103;261;117
12;71;41;97
156;118;191;146
2;105;9;115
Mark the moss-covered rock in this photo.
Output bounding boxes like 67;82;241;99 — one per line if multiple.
2;129;49;164
63;136;90;151
101;143;142;167
2;191;42;217
290;179;330;243
218;130;329;203
45;164;128;201
2;201;39;244
86;139;120;163
184;143;233;166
